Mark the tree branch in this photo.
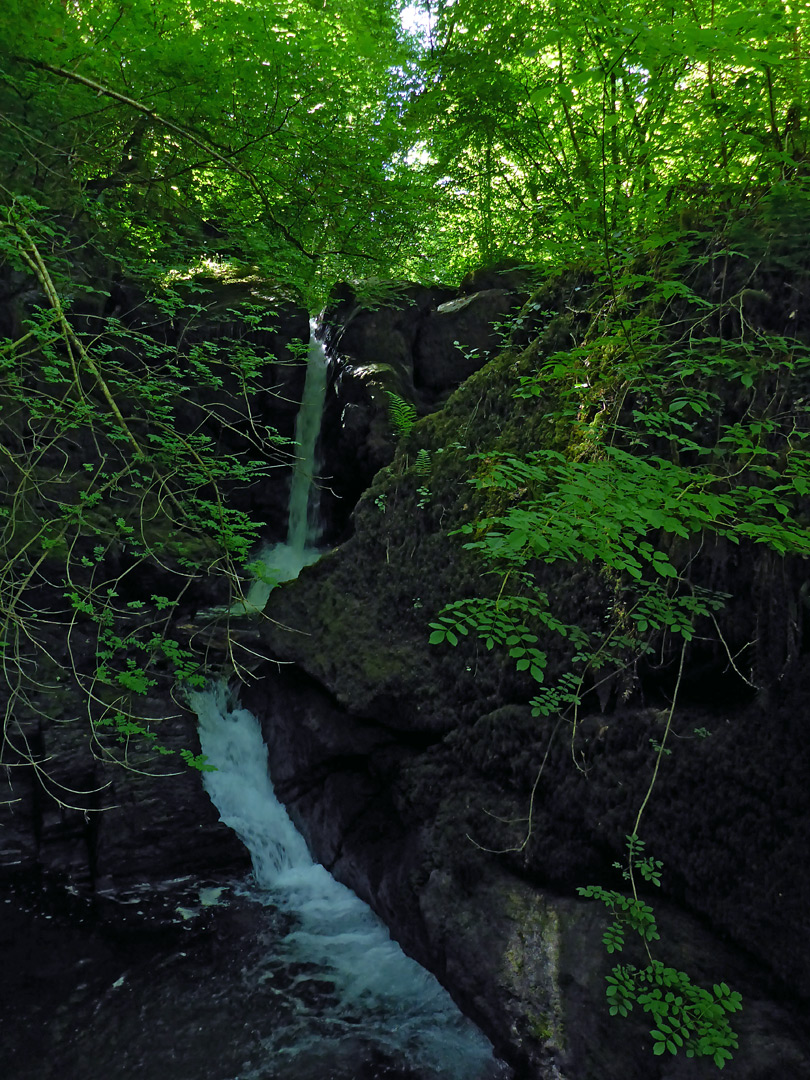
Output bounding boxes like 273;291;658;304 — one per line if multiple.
22;59;318;261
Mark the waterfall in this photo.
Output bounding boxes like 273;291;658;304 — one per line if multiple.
236;321;328;613
286;320;328;556
189;684;507;1079
190;326;508;1078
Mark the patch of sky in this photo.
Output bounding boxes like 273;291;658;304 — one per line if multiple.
399;2;434;45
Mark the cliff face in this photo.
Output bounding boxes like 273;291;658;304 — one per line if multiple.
316;275;529;539
2;246;810;1078
248;253;810;1077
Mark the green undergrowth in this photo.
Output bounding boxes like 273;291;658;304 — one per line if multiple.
0;196;293;795
422;208;810;1067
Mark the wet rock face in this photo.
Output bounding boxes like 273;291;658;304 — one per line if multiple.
459;262;538;296
317;277;527;539
413;289;522;391
104;276;311;541
0;699;249;893
249;535;810;1077
243;659;810;1080
322;283;447;376
5;249;810;1078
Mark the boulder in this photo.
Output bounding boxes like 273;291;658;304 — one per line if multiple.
413;289;524;391
0;687;248;892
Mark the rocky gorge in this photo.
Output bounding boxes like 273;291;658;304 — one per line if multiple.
1;242;809;1080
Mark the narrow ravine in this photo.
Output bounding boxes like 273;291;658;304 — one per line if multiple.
189;683;507;1080
190;324;510;1079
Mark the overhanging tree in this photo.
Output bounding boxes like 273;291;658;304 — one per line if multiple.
403;0;809;269
0;0;430;289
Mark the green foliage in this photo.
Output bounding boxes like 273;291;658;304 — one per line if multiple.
403;0;810;271
387;391;418;437
414;449;432;507
579;838;742;1069
0;0;427;293
431;240;810;699
1;1;807;1062
0;197;290;786
2;0;808;286
414;447;432;475
352;279;423;311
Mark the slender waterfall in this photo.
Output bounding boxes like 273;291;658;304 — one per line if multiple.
238;322;328;612
286;320;328;556
189;320;508;1078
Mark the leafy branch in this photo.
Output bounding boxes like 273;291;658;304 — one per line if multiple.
0;198;291;801
22;60;318;261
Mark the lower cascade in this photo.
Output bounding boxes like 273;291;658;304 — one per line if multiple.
191;320;507;1078
190;684;508;1080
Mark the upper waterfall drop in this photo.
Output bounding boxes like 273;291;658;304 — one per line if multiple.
239;320;329;612
286;320;329;557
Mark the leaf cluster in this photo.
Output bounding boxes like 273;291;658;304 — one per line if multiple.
404;0;810;270
0;198;292;791
387;391;419;438
579;838;742;1069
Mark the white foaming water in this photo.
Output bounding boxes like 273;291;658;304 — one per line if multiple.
190;684;507;1080
236;537;320;615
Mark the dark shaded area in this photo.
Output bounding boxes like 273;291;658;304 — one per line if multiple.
317;275;528;541
251;229;810;1077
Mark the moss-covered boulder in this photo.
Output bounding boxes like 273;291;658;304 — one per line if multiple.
249;252;810;1077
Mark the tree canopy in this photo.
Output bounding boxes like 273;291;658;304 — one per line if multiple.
1;0;424;294
2;0;806;289
408;0;809;268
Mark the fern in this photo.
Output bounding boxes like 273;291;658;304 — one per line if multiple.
414;447;431;475
387;391;418;437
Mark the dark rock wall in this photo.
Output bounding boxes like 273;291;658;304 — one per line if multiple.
249;266;810;1077
3;252;810;1078
317;277;528;540
104;276;311;541
0;693;249;898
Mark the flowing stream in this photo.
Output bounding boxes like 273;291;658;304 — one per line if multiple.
190;324;508;1079
188;685;505;1080
286;321;328;556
